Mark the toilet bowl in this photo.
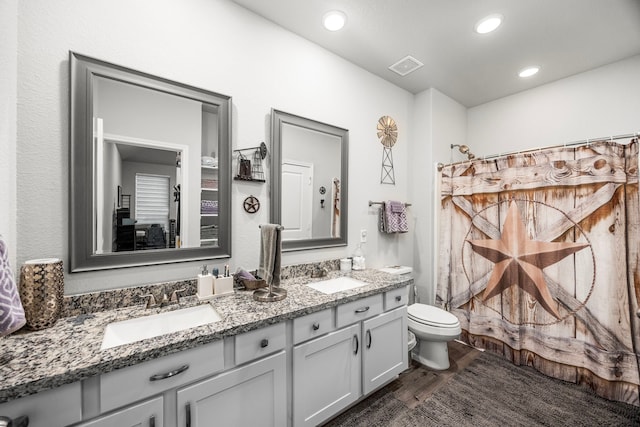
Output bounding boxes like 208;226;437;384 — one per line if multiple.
407;303;461;370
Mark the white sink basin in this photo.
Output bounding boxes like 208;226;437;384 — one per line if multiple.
307;277;368;295
101;304;222;350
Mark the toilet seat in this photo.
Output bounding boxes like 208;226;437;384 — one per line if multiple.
408;304;459;328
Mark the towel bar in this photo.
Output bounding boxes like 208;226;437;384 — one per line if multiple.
368;200;412;207
258;224;285;230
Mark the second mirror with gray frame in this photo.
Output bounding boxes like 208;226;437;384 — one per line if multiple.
270;109;348;251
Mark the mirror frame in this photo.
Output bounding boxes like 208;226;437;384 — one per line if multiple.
270;109;348;251
69;52;232;271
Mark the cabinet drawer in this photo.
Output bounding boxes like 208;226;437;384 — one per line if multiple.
73;396;163;427
293;308;334;344
336;294;384;328
0;382;81;427
100;339;223;412
384;286;409;311
235;322;286;365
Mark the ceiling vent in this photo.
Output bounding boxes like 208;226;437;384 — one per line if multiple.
388;55;424;76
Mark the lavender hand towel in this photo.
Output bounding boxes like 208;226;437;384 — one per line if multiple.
0;236;26;336
384;200;409;233
258;224;282;286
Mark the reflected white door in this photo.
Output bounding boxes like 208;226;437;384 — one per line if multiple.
282;160;313;240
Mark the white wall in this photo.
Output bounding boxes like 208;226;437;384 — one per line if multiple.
0;0;18;273
410;88;467;305
15;0;414;294
468;55;640;154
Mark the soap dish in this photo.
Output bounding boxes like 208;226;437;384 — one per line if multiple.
235;276;267;290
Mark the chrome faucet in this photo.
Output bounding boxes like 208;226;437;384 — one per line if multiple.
310;267;328;278
140;289;185;309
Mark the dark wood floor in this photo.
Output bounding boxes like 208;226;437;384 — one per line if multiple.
387;340;482;408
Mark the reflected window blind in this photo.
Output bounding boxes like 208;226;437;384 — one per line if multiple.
135;174;170;230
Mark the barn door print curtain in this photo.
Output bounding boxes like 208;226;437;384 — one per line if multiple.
436;139;640;406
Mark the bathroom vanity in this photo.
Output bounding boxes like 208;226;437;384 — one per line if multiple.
0;270;411;427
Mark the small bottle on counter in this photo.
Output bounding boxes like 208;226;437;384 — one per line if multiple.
197;265;214;298
352;244;366;270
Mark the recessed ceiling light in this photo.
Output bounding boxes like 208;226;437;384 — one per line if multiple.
322;10;347;31
475;14;503;34
518;66;540;78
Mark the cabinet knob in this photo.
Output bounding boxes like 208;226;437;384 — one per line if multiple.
261;339;269;348
355;306;370;314
395;295;402;302
366;329;372;349
312;322;320;331
353;334;359;355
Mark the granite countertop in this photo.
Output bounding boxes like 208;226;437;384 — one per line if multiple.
0;269;412;403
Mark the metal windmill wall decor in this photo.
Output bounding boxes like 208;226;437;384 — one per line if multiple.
377;115;398;185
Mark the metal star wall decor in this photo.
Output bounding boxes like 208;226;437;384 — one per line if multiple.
466;201;589;319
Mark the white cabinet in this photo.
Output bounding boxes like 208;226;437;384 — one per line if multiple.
293;289;409;426
72;397;162;427
0;382;81;427
362;307;408;395
176;351;286;427
293;324;361;427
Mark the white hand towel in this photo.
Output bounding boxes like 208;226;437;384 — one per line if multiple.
0;236;26;336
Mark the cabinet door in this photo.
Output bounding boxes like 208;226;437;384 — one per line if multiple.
362;306;408;395
72;396;162;427
293;323;361;427
176;351;286;427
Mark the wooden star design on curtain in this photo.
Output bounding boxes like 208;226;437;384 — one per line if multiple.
467;201;589;319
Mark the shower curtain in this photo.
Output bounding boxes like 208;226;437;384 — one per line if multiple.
436;140;640;406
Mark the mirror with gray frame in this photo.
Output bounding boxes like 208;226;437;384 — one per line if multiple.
270;109;348;251
70;52;231;271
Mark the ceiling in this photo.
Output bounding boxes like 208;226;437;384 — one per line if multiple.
231;0;640;107
116;144;178;166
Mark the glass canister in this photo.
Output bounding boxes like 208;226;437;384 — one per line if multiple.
19;258;64;330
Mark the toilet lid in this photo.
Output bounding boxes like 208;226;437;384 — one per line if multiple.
408;304;459;327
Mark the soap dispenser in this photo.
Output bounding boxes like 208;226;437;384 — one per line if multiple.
197;264;213;299
352;243;366;270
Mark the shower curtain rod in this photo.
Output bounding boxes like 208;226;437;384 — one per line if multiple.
437;131;639;171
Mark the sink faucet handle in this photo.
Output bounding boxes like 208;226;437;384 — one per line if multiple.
170;288;186;304
139;293;157;309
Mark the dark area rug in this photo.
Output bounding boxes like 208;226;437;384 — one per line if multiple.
324;350;640;427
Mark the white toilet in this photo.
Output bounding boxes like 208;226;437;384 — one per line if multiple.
407;303;461;370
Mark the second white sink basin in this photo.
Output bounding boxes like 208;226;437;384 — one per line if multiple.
307;277;368;295
101;304;222;350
